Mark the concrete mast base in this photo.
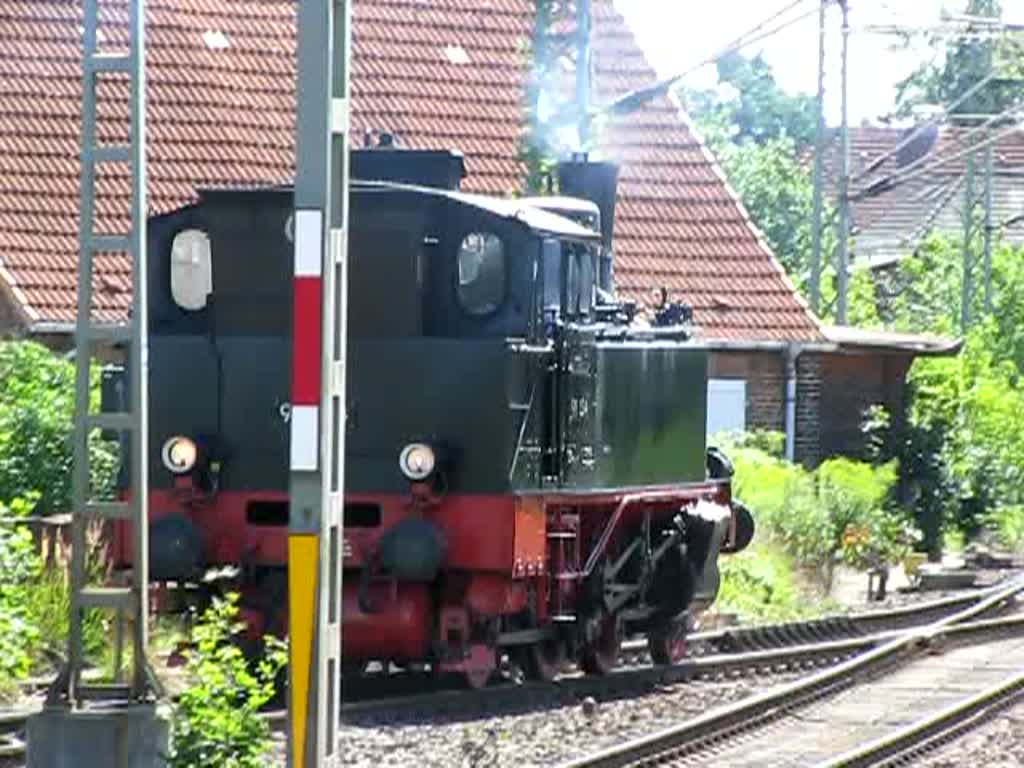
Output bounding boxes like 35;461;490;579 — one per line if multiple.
27;705;169;768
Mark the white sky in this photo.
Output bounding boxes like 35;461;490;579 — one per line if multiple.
614;0;1011;125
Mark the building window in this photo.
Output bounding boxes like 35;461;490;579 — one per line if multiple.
707;378;747;437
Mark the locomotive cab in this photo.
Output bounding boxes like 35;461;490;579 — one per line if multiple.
109;147;753;687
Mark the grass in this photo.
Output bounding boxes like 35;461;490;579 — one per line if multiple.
717;540;838;623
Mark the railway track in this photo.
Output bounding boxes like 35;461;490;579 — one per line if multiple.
0;710;30;768
338;582;1018;721
0;582;1017;765
622;586;1000;661
556;578;1024;768
819;667;1024;767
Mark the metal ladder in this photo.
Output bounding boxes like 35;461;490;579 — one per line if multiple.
548;511;580;621
50;0;153;704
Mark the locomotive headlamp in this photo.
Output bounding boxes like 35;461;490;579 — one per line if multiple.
161;436;198;475
399;442;436;481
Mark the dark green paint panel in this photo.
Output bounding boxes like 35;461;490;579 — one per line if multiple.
147;336;289;491
561;339;709;489
346;339;547;494
136;179;715;503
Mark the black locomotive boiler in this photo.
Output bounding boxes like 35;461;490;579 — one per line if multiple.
107;148;754;687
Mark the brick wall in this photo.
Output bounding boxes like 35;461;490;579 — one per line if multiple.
816;351;912;460
0;289;27;339
708;349;834;468
708;350;786;433
709;349;916;468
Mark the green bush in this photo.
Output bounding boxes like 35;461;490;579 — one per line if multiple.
0;341;118;514
0;496;42;694
717;543;822;622
726;437;912;588
983;505;1024;552
712;429;785;458
168;593;286;768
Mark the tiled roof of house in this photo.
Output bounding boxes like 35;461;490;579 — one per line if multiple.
0;0;823;342
821;125;1024;265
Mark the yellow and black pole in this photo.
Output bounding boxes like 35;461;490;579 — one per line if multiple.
288;0;350;766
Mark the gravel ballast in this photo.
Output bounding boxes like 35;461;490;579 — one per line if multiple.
917;700;1024;768
270;674;801;767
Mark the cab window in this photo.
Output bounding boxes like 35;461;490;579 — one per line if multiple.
457;232;505;316
170;228;212;311
578;247;595;319
542;239;561;312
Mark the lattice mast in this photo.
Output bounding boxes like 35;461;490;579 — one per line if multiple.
55;0;155;704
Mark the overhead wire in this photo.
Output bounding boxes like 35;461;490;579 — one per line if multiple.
852;11;1024;185
851;118;1023;201
853;71;1000;183
598;0;833;118
853;93;1024;196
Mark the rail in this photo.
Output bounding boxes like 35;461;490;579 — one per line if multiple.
556;578;1024;768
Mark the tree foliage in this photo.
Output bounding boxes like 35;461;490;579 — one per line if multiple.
862;234;1024;552
0;341;118;514
894;0;1024;122
679;53;859;315
681;52;818;148
0;496;41;692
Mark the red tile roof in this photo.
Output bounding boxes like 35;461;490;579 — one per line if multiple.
819;125;1024;263
0;0;823;342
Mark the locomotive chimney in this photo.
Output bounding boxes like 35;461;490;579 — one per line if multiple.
557;154;620;291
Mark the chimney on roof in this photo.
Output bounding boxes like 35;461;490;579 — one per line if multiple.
556;153;620;291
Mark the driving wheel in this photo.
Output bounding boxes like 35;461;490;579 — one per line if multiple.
580;613;622;676
647;617;688;665
523;636;566;682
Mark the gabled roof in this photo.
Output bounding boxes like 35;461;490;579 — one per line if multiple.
0;0;823;342
822;125;1024;266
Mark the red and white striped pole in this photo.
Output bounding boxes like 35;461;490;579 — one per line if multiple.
290;210;323;473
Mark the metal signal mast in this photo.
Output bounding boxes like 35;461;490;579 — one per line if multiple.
287;0;351;766
61;0;155;705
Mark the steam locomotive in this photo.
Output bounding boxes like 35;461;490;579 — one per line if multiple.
106;148;754;687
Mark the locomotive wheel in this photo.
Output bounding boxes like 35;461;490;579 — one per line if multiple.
464;666;492;690
523;637;566;683
580;613;622;676
647;617;688;665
